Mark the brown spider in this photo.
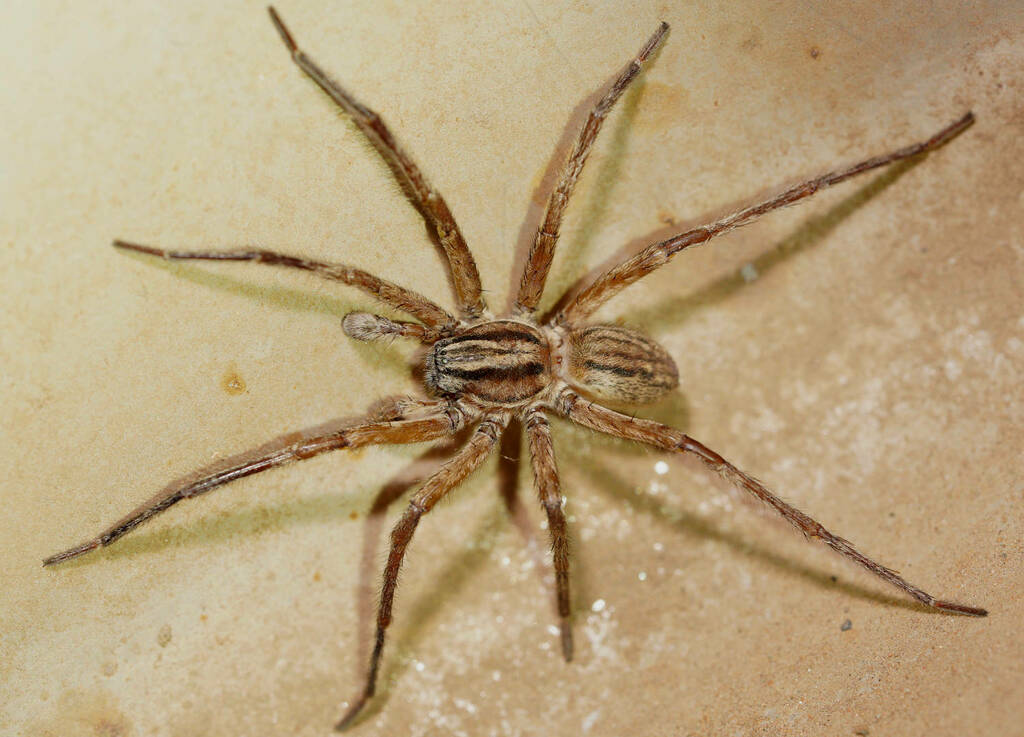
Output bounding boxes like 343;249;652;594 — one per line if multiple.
45;6;987;730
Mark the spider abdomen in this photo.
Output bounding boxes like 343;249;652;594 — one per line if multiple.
567;325;679;403
425;320;553;405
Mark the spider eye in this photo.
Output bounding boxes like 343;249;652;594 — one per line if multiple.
567;325;678;403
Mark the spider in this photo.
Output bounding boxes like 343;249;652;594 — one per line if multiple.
46;6;987;730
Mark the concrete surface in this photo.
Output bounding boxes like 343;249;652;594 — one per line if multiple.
3;2;1022;736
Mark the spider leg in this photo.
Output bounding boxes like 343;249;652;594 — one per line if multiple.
338;414;506;730
558;112;975;325
514;22;668;315
525;408;573;661
554;388;987;617
43;404;466;566
267;6;485;319
113;240;455;329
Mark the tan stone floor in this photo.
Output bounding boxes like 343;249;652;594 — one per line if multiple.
3;2;1021;736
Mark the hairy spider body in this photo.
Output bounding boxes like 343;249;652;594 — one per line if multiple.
421;320;677;408
567;324;679;403
46;6;986;731
424;320;555;405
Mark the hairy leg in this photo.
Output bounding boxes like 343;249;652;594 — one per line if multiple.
559;112;975;325
267;6;485;318
525;408;573;661
514;22;669;314
555;389;986;616
44;405;465;566
338;415;506;730
114;240;455;329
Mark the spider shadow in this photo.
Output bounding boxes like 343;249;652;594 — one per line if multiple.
320;115;470;311
541;150;928;328
349;434;464;672
344;401;702;731
352;492;515;726
120;250;352;319
633;155;926;331
558;434;943;616
348;418;554;726
49;405;431;567
505;32;663;314
51;400;538;728
116;250;412;377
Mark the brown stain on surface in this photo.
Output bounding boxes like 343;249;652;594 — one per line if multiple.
740;29;762;51
29;689;133;737
220;367;246;395
633;81;691;134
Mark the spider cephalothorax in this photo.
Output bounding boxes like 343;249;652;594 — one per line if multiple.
423;320;555;405
46;6;986;731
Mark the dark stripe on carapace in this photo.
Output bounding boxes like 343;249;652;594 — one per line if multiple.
424;320;554;405
444;327;542;345
447;363;547;381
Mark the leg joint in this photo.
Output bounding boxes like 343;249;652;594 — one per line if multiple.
524;407;548;430
542;497;565;517
476;417;503;441
445;403;467;433
554;387;578;415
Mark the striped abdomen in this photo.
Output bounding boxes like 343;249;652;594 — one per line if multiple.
568;325;678;403
425;320;553;405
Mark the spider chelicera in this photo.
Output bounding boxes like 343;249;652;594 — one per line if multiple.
46;6;987;730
